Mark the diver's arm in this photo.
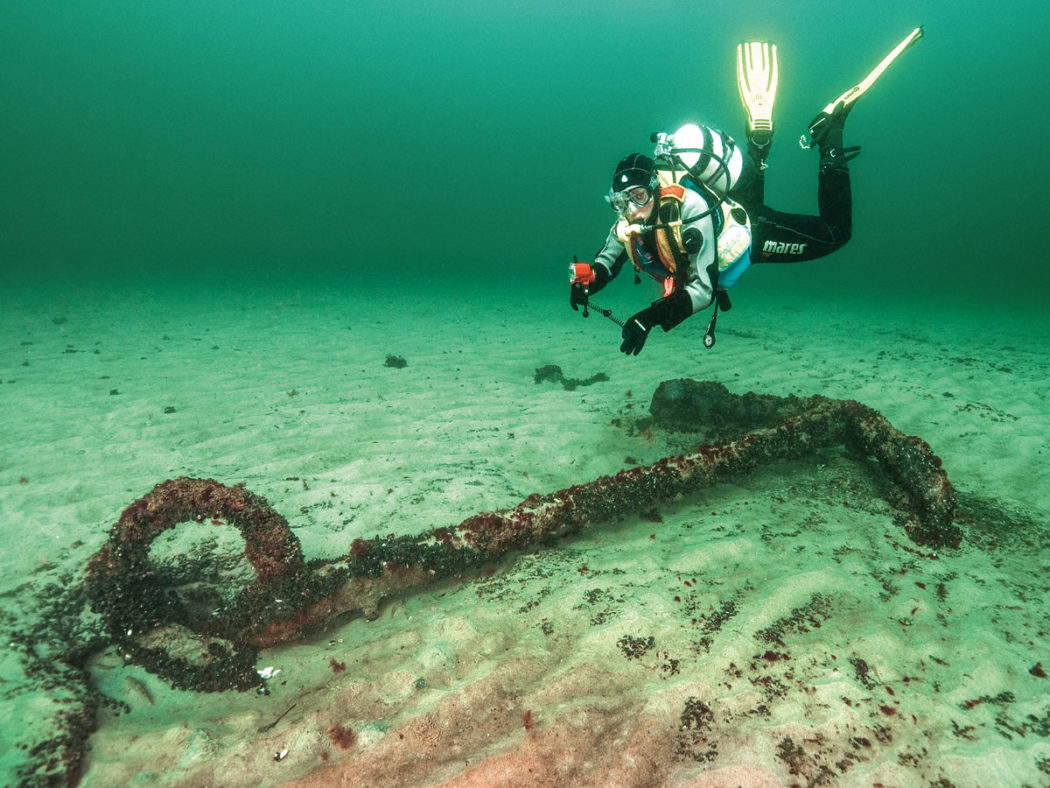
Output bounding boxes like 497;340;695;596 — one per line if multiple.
592;225;628;289
570;225;623;311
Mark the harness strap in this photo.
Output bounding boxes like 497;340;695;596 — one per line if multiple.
621;183;722;292
654;184;690;285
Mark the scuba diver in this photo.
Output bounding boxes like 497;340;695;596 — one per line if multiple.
569;28;923;356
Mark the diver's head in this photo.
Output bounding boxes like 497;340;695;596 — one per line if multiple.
607;153;656;222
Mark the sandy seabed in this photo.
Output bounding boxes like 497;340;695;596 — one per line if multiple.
2;276;1049;787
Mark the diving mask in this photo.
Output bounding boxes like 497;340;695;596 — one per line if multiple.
606;186;653;214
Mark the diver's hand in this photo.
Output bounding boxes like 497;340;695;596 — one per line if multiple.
570;264;609;311
620;308;656;355
570;283;589;312
619;292;693;354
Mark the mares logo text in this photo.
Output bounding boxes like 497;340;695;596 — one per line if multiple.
762;240;808;256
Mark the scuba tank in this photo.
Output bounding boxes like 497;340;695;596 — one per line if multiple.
651;123;752;284
653;122;743;196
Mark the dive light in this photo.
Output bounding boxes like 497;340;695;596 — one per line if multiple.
569;260;594;286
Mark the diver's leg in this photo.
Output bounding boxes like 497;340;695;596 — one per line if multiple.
744;27;923;265
748;191;850;263
817;166;851;241
749;101;856;264
728;151;766;215
749;153;852;264
808;101;861;176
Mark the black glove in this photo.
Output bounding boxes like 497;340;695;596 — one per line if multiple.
619;291;694;356
569;264;609;311
620;309;656;355
570;282;589;312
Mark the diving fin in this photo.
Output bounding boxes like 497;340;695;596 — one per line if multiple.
737;41;778;149
802;26;924;148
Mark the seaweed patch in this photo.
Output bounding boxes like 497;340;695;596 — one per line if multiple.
534;364;609;390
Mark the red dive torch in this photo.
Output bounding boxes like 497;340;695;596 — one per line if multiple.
569;258;594;317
